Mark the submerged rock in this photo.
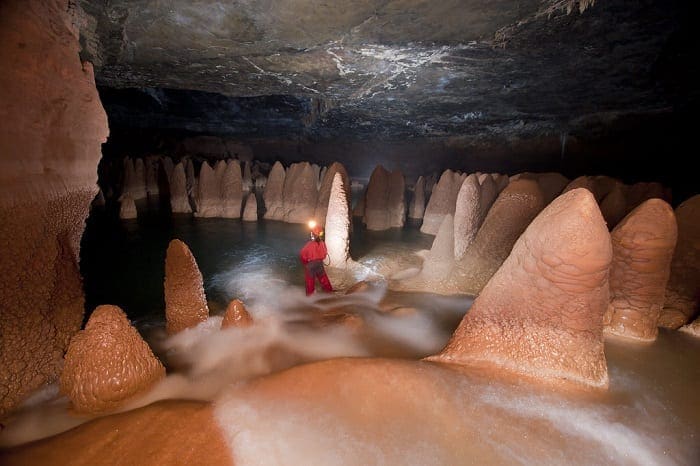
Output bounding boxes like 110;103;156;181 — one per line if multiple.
453;174;481;260
119;195;137;219
421;169;465;235
221;160;243;219
408;176;426;220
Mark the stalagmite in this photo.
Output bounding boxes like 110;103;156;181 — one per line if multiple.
660;194;700;329
221;300;253;329
169;163;192;214
599;182;628;229
452;179;547;294
363;165;406;231
119;195;137;219
242;193;258;221
514;172;569;204
478;174;498;221
603;199;677;341
242;161;253;193
454;175;482;260
420;213;455;280
164;239;209;335
221;160;243;218
59;305;165;414
408;176;426;220
325;173;352;268
263;161;286;220
428;188;612;388
314;162;350;225
493;173;509;193
283;162;318;223
421;169;465;235
195;162;223;217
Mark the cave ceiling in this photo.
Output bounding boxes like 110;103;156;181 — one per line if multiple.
77;0;697;148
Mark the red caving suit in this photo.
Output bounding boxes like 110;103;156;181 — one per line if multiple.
300;239;333;295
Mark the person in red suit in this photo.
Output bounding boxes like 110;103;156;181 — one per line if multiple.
300;222;333;295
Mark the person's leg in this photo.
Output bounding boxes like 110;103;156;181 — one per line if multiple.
318;269;333;292
304;268;315;295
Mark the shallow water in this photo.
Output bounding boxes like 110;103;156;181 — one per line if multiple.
1;202;699;464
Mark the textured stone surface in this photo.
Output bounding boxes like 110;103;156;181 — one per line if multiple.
195;161;223;218
262;161;286;220
168;162;191;214
282;162;318;223
428;188;612;388
0;0;108;417
325;173;351;268
221;300;253;329
363;165;406;231
603;199;677;341
314;162;350;225
59;305;165;414
164;239;209;335
454;174;482;260
421;170;465;235
221;159;243;218
119;195;137;219
242;192;258;222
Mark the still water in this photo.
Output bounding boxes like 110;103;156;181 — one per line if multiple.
1;200;698;465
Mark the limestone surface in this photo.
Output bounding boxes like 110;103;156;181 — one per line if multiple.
325;173;352;268
242;193;258;221
283;162;318;223
421;169;465;235
263;161;286;220
428;188;612;388
603;199;677;341
169;163;192;214
119;195;138;219
221;300;253;329
221;160;243;218
408;176;426;220
454;174;482;260
164;239;209;335
59;305;165;414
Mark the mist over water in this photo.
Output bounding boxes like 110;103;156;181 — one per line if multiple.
2;208;699;465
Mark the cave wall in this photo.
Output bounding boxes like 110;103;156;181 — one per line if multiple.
0;0;108;417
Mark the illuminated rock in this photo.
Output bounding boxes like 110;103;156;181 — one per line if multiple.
421;169;465;235
603;199;677;341
421;213;455;280
679;317;700;338
660;194;700;329
242;161;253;193
242;193;258;221
315;162;350;225
283;162;318;223
169;163;192;214
599;182;628;229
493;173;509;193
363;165;406;231
119;195;137;219
429;188;612;388
454;174;481;260
263;161;286;220
59;305;165;414
325;173;351;268
221;160;243;218
478;174;498;220
221;300;253;329
164;239;209;335
195;162;223;217
408;176;426;220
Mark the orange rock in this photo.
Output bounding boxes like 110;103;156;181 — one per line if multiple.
221;299;253;329
59;305;165;414
164;239;209;335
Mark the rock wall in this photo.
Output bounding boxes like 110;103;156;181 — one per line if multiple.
0;0;108;417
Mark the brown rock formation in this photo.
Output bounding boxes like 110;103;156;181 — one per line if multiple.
363;165;406;231
221;300;253;329
169;162;192;214
0;0;108;417
421;169;465;235
119;195;137;219
428;188;612;388
263;161;286;220
421;214;455;281
408;176;426;220
242;192;258;221
452;179;547;294
454;174;482;260
660;194;700;328
164;239;209;335
59;305;165;414
478;174;498;220
221;159;243;218
599;182;628;229
283;162;318;223
195;162;223;217
603;199;677;341
314;162;350;225
325;173;352;268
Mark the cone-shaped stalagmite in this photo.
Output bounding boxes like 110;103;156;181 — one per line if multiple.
283;162;318;223
454;174;482;260
315;162;350;225
363;165;405;231
195;161;223;217
221;159;243;218
164;239;209;334
60;305;165;414
421;170;465;235
263;161;286;220
242;192;258;221
169;163;192;214
221;299;253;329
325;173;352;268
599;182;628;229
428;188;612;388
408;176;426;220
660;194;700;328
119;195;137;219
421;213;455;280
603;199;677;341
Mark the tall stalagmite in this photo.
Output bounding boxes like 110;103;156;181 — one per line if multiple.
263;161;286;220
325;173;351;268
0;0;109;417
195;162;223;217
421;169;465;235
221;159;243;219
283;162;318;223
164;239;209;335
169;162;192;214
363;165;405;231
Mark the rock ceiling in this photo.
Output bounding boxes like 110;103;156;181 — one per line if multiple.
77;0;696;148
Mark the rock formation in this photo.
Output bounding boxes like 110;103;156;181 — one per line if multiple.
451;179;547;294
0;0;108;417
283;162;318;223
660;194;700;328
421;214;455;281
454;174;482;260
325;173;352;268
263;161;286;220
242;193;258;221
421;169;465;235
221;160;243;218
363;165;406;231
59;305;165;414
599;182;628;229
408;176;426;220
626;181;667;212
119;195;138;219
164;239;209;335
221;300;253;329
428;188;612;388
603;199;677;341
169;162;192;214
195;162;223;217
679;317;700;338
242;161;253;193
478;174;498;220
314;162;350;225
